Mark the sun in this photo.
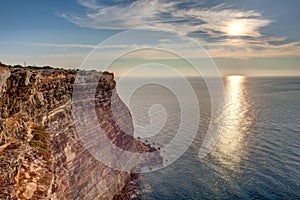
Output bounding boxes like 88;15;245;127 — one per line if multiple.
227;21;245;36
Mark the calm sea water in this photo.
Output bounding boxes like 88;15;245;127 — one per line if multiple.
117;77;300;199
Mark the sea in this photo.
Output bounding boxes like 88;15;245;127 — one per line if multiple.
116;76;300;199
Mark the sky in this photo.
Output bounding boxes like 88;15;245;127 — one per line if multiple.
0;0;299;76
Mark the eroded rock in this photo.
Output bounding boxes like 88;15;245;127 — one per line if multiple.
0;63;161;200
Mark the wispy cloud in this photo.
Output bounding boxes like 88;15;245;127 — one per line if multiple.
204;38;300;59
0;41;96;49
3;0;300;62
0;41;143;50
60;0;271;38
58;0;300;59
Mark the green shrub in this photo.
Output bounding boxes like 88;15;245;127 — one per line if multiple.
29;125;51;158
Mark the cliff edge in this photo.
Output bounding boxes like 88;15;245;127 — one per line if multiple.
0;62;160;200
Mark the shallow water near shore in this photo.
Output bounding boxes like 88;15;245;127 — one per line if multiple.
117;76;300;199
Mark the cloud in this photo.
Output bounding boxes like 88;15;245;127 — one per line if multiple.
0;41;143;50
58;0;300;59
61;0;271;38
205;39;300;59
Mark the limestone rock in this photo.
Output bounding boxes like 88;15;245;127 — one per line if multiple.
0;63;161;200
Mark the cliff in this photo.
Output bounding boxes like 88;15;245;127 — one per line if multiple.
0;63;160;200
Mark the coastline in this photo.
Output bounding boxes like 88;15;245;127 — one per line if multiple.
0;62;161;200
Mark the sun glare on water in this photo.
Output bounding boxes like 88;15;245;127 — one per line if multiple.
228;75;245;81
211;74;250;171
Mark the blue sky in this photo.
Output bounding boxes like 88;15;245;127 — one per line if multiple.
0;0;299;76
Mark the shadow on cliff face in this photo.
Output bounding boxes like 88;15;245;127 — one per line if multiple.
72;70;163;172
95;78;158;153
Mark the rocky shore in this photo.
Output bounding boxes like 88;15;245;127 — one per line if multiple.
0;62;161;200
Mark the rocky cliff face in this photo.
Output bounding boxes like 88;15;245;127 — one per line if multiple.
0;63;160;200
